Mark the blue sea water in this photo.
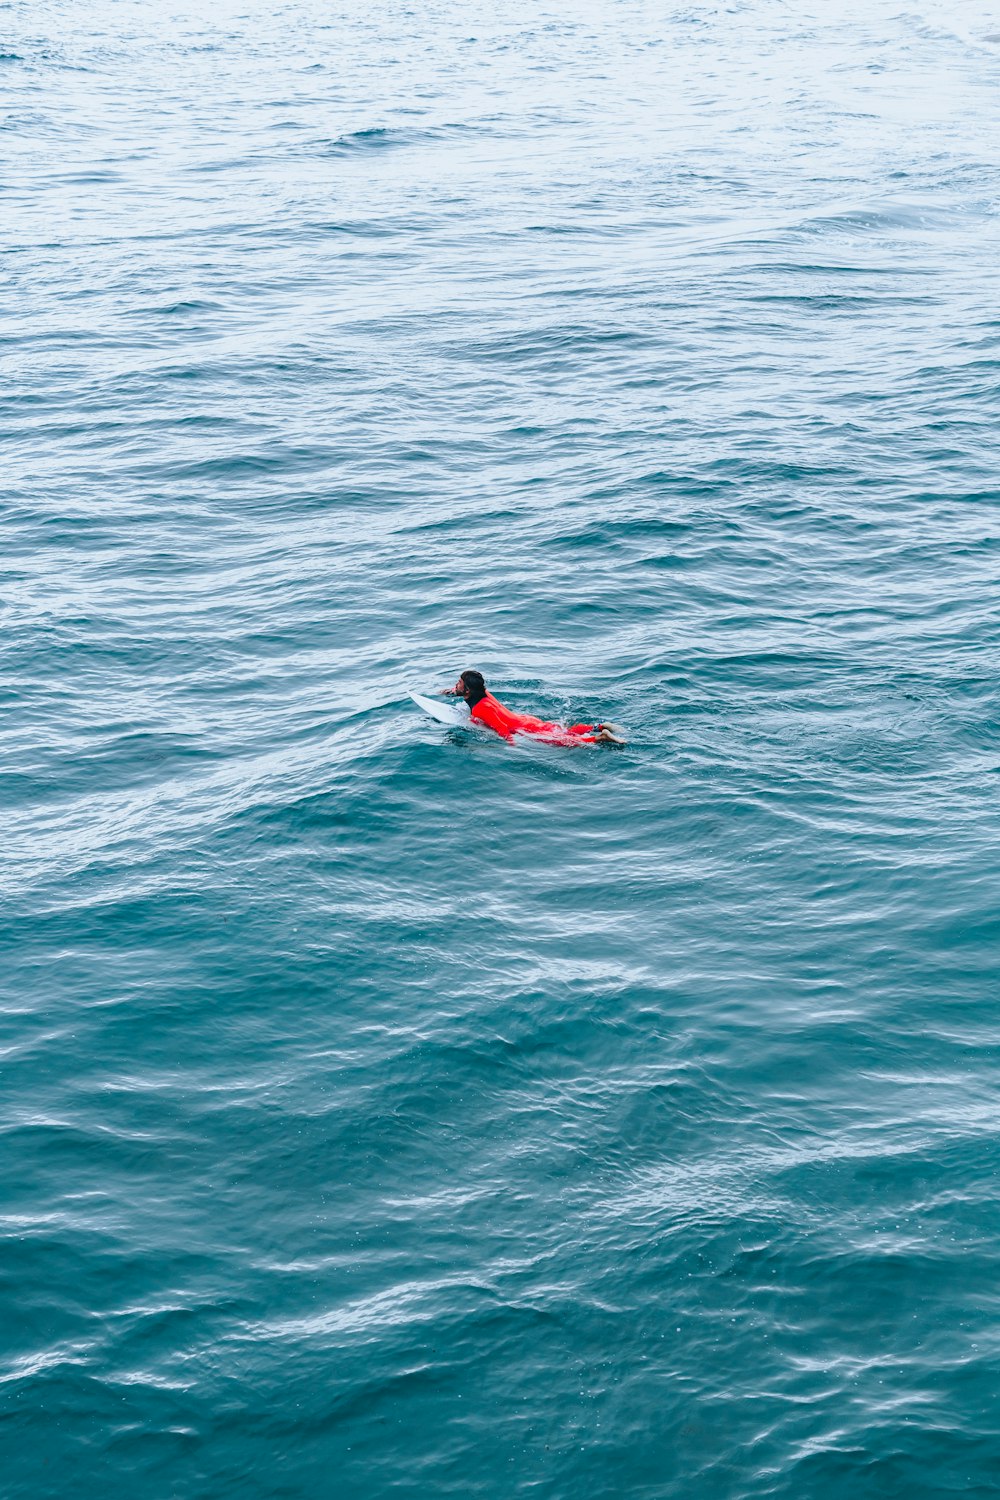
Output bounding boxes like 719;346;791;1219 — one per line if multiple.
3;0;1000;1494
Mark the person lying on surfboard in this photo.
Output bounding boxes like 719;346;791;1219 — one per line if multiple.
444;671;626;745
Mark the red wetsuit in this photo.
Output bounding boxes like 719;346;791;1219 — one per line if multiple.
470;693;599;744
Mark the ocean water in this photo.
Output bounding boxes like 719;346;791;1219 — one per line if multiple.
3;0;1000;1494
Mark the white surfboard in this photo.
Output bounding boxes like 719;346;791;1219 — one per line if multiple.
408;690;470;727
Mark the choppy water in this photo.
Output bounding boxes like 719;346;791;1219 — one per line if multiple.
4;0;1000;1494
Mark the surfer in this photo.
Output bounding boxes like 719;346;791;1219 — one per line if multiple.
444;671;626;745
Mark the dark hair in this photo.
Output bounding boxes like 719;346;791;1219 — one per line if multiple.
460;670;487;706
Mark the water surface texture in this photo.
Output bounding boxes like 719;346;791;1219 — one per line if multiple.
4;1;1000;1495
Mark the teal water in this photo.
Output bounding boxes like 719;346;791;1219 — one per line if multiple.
4;1;1000;1495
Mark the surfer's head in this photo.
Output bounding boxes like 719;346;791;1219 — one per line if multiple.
456;670;487;706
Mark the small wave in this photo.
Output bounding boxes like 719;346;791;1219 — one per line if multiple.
318;122;480;156
793;199;969;241
145;299;225;316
